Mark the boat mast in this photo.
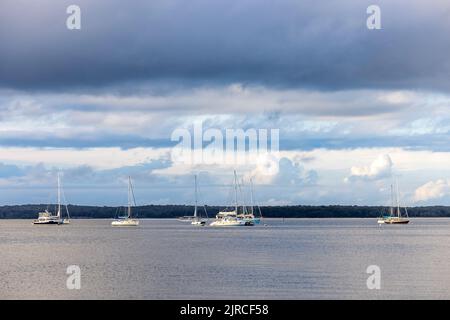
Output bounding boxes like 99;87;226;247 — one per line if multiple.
250;178;254;215
194;175;198;218
390;183;394;217
57;172;61;218
239;178;246;214
127;176;132;219
234;170;238;214
396;179;401;218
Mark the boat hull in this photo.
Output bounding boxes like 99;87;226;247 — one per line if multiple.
111;219;139;227
234;214;260;226
210;220;246;227
384;219;409;224
211;210;249;227
378;218;409;224
33;220;62;225
191;220;206;226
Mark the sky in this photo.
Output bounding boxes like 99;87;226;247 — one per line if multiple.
1;0;450;206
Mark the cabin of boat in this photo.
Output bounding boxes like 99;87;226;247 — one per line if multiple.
210;211;246;227
33;210;62;225
237;213;260;226
111;217;139;226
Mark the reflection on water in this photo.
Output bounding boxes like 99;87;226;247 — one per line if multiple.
1;218;450;299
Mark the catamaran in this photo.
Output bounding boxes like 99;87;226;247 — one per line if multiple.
33;172;70;225
378;181;410;224
111;176;139;227
191;175;208;226
210;211;246;227
210;171;247;227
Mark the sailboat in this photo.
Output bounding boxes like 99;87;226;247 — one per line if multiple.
33;172;70;225
237;178;262;225
210;171;246;227
378;181;410;225
111;176;139;227
191;175;207;226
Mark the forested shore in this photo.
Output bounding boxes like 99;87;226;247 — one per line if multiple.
1;204;449;219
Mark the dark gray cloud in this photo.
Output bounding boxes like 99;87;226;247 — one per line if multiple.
1;0;450;92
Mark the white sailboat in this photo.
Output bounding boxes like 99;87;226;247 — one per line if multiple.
378;180;409;225
33;172;70;225
210;171;246;227
237;177;262;225
59;173;71;224
112;176;139;227
191;175;207;226
250;178;263;224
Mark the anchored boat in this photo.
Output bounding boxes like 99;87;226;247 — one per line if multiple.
33;210;62;225
236;177;262;226
112;176;139;227
210;211;246;227
33;172;70;225
210;171;247;227
378;181;409;225
191;175;208;226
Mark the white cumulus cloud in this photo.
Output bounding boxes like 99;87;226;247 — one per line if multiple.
414;179;450;202
346;154;393;182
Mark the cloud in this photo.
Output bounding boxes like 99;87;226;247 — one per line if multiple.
0;155;318;206
0;147;170;170
2;147;450;205
346;154;393;181
2;1;450;206
246;157;318;186
414;179;450;202
0;161;174;205
1;87;447;151
1;0;450;92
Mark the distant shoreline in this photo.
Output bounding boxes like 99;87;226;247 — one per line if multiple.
1;204;450;219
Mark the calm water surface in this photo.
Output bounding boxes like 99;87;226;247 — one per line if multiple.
1;218;450;299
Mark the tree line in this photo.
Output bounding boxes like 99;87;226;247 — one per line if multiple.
1;204;450;219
